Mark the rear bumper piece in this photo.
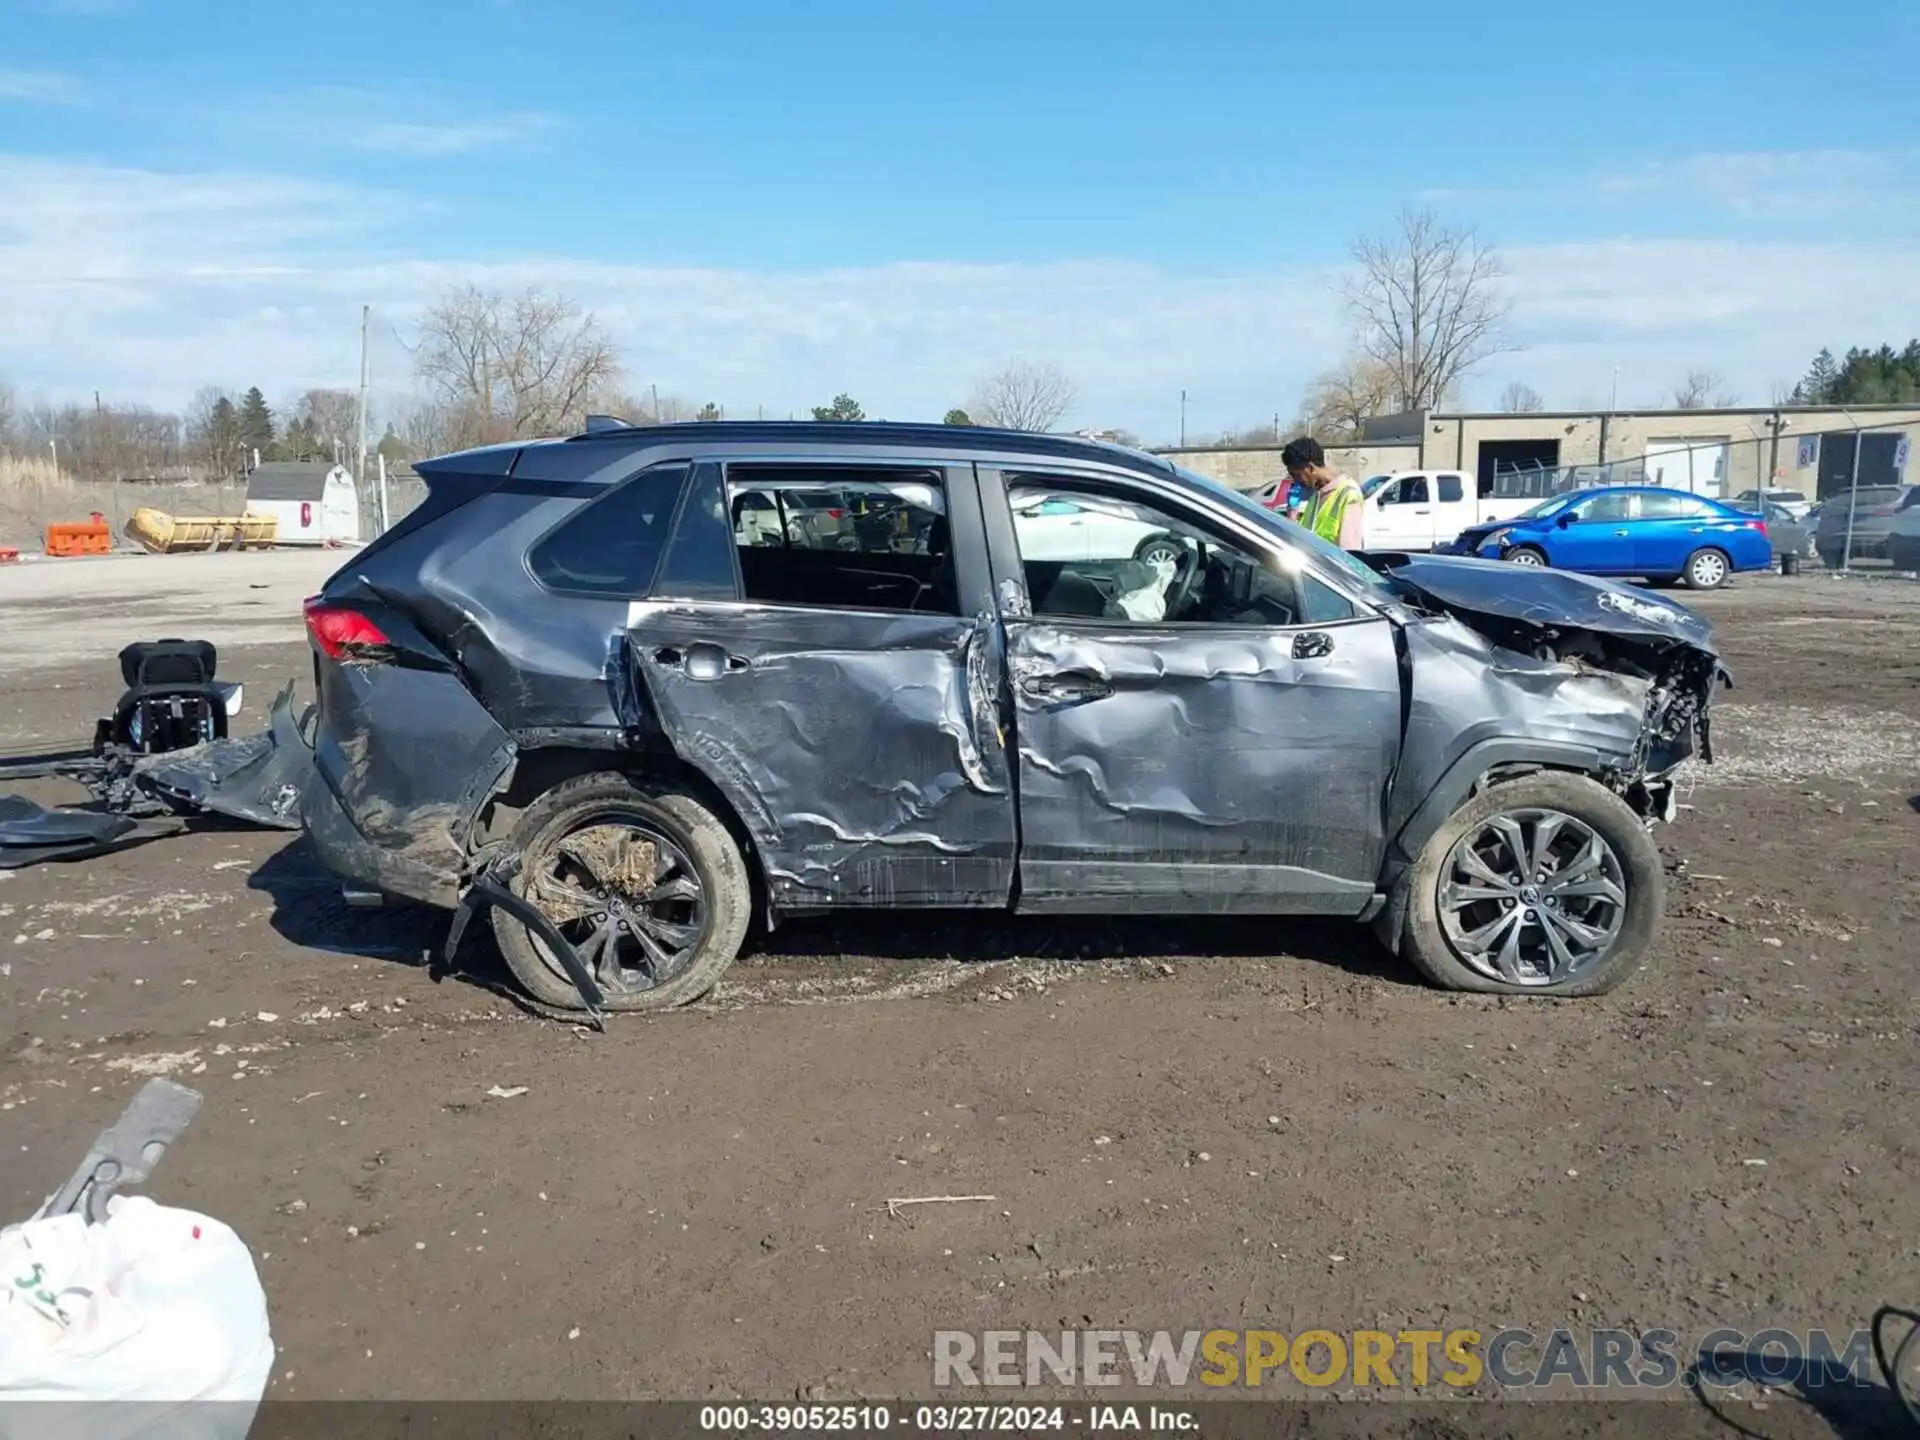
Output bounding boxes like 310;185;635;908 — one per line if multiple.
304;766;462;910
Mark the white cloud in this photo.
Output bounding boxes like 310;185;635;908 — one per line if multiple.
0;70;85;105
348;117;553;156
1;154;1915;438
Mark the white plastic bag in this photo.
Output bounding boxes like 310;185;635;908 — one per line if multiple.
0;1196;273;1440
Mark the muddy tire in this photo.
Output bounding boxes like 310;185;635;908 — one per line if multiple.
1376;771;1664;998
1682;547;1731;590
1504;545;1548;568
491;773;751;1012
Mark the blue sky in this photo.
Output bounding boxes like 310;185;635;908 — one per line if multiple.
3;0;1918;439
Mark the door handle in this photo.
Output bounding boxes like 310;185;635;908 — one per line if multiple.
1613;529;1630;536
653;643;749;680
1413;508;1431;516
1020;671;1112;702
1293;631;1334;660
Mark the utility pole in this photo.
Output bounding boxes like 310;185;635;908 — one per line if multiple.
1179;389;1187;447
1611;366;1619;412
355;303;370;487
1839;408;1866;571
651;383;660;423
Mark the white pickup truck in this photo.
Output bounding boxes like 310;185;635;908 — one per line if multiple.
1357;470;1542;552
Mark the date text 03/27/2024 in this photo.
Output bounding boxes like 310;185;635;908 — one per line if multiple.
697;1404;1196;1432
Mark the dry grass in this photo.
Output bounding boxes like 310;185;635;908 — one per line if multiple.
0;456;249;549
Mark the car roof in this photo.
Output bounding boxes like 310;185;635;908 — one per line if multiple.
548;420;1177;476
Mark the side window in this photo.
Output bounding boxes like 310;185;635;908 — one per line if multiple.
527;464;688;597
1007;476;1354;628
654;463;739;600
1437;473;1464;503
726;464;956;615
1576;493;1635;523
1396;475;1430;504
1637;493;1702;520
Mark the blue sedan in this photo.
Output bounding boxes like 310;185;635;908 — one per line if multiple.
1443;485;1774;590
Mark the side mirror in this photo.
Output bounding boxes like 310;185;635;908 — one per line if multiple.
1557;512;1577;527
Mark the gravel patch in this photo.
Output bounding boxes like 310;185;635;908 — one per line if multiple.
1690;701;1920;785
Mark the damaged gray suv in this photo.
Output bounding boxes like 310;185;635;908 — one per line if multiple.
297;422;1724;1013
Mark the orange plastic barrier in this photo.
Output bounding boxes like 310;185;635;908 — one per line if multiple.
45;512;112;558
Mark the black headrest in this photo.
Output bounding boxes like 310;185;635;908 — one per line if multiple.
119;639;217;689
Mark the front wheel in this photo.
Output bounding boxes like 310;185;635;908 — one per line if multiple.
1504;545;1548;568
1682;547;1731;590
1376;772;1664;997
492;773;751;1012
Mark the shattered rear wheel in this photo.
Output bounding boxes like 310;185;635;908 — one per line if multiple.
493;774;751;1012
1381;771;1663;998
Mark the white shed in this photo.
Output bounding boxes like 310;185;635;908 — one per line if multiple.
244;462;361;546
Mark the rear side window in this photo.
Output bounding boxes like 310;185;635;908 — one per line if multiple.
1639;493;1708;519
528;464;688;596
727;464;957;614
1437;474;1463;503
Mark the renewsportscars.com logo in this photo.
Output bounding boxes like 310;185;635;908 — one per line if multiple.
933;1327;1876;1392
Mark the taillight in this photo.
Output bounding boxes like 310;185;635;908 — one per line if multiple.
304;596;391;660
827;508;846;519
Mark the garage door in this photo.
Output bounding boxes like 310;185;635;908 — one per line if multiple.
1644;438;1728;495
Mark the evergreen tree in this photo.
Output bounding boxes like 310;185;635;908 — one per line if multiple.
236;387;274;465
810;393;864;422
943;408;973;425
1796;348;1839;404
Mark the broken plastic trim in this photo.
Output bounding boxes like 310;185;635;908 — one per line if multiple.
443;851;608;1030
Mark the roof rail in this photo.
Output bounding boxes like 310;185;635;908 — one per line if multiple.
582;413;635;434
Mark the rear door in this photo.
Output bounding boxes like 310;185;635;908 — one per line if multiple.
1633;491;1717;574
628;458;1016;913
1430;471;1475;546
980;465;1403;915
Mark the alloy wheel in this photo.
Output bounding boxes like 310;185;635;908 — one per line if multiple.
1437;808;1627;986
1689;551;1728;587
526;807;708;993
1507;549;1545;567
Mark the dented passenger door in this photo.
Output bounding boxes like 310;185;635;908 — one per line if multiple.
627;459;1017;914
979;467;1404;916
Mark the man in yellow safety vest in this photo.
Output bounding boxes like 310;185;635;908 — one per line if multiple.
1283;437;1365;548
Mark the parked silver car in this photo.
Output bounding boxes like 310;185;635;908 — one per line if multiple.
1815;486;1920;566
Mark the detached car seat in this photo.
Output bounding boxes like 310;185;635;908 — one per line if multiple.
95;639;233;756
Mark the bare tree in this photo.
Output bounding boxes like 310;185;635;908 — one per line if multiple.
967;361;1078;432
1672;369;1738;409
0;379;14;447
414;285;623;447
1344;208;1513;413
293;388;360;459
1295;355;1400;443
1499;381;1545;413
186;387;245;481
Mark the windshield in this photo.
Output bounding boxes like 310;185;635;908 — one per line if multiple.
1503;492;1579;522
1361;474;1391;496
1168;463;1401;602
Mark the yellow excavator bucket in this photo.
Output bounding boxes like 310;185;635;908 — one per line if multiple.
125;508;278;555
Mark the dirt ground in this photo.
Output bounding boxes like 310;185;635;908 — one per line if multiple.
1;565;1916;1425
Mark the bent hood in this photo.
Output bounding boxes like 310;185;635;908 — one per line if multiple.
1379;554;1719;656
